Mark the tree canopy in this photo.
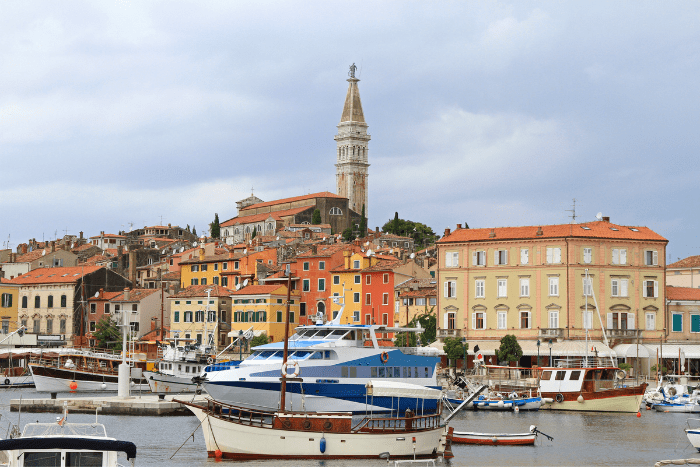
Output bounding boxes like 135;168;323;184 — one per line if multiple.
359;204;367;238
393;310;436;347
496;334;523;364
311;209;321;225
381;216;439;249
210;213;221;239
250;333;269;348
342;227;355;242
443;337;466;370
93;316;121;351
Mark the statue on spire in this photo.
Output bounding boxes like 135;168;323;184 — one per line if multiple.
348;63;357;79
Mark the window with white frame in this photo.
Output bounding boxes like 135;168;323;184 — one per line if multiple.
318;278;326;292
494;249;508;265
383;273;389;284
607;312;634;330
549;277;559;296
611;278;628;297
520;310;530;329
383;293;389;305
444;280;457;298
447;312;455;330
672;313;683;332
549;311;559;328
353;310;360;322
302;279;310;292
366;275;371;285
643;280;658;298
319;261;325;270
583;310;593;329
497;311;507;329
645;250;659;266
445;251;459;268
354;275;361;284
583;277;593;296
353;260;360;269
520;248;529;265
473;311;486;330
475;280;485;298
353;292;360;303
333;275;340;285
497;279;507;298
416;297;426;306
365;293;371;305
583;248;592;264
520;278;529;297
472;250;486;266
612;248;627;265
429;297;437;306
546;247;561;264
646;312;655;330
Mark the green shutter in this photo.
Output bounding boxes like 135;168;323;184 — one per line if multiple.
692;315;700;333
673;314;683;332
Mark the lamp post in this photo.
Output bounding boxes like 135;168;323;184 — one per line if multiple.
238;329;243;361
548;339;553;367
462;337;467;375
536;339;541;367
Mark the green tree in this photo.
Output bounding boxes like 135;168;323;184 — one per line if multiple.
251;227;257;239
381;217;439;249
359;205;367;238
311;209;322;225
342;227;355;242
392;212;399;234
496;334;523;364
192;226;197;236
92;316;122;351
210;213;221;239
250;333;269;348
443;337;466;372
186;224;190;231
393;309;437;347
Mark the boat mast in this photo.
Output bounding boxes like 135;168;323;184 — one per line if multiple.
279;269;292;412
586;268;616;367
585;270;589;366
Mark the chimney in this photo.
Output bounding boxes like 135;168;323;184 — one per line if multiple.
151;317;157;331
456;224;462;230
123;288;131;301
311;245;317;255
444;228;451;237
199;248;205;261
489;229;496;238
129;250;137;284
99;288;104;299
168;223;171;228
22;245;27;254
80;231;83;240
602;216;610;222
117;245;123;258
228;250;235;259
536;227;543;236
51;241;56;252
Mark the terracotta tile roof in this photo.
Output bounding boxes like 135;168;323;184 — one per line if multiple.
230;284;287;295
9;266;103;285
377;234;412;240
82;253;112;265
288;224;332;229
0;278;15;284
398;289;437;298
668;256;700;269
89;233;125;239
13;249;51;263
72;244;97;252
110;288;161;302
363;260;403;272
180;253;230;264
667;287;700;301
221;206;310;227
89;291;122;301
170;285;234;298
239;192;345;212
296;244;354;259
161;271;180;281
439;221;667;243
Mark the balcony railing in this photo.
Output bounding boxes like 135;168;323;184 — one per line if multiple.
539;328;564;338
605;328;641;338
437;329;460;338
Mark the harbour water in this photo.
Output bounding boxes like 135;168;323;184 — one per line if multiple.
0;388;696;466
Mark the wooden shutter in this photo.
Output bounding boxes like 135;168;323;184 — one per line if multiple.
452;252;459;267
628;313;635;330
653;251;658;266
504;250;508;264
654;281;658;298
444;281;448;298
472;312;476;330
621;280;628;297
607;313;613;329
472;251;477;266
620;249;627;264
554;248;561;263
494;250;499;265
643;281;648;298
546;248;553;263
612;249;618;264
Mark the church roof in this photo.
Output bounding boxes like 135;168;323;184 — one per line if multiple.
340;78;365;123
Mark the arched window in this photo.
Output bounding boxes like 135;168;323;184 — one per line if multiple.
329;207;342;215
245;226;250;233
61;295;67;307
34;296;40;308
47;295;54;308
224;230;229;237
234;228;239;235
22;296;27;308
267;223;273;231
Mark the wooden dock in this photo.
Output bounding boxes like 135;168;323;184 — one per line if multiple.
10;394;203;416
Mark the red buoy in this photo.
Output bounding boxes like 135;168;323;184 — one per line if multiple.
636;411;641;418
69;381;78;391
214;449;222;458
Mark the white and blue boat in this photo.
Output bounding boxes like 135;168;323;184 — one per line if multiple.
201;322;441;414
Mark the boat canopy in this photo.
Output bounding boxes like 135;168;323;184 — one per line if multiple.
0;438;137;460
366;380;443;400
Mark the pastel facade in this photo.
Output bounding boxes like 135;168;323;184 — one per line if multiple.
0;279;19;334
666;287;700;342
169;285;233;348
667;256;700;289
230;284;299;343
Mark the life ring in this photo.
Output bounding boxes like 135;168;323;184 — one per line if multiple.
380;351;389;364
282;419;292;429
616;369;627;380
668;387;677;396
281;360;300;378
556;393;564;403
303;420;312;430
323;421;333;431
207;357;214;365
3;378;9;385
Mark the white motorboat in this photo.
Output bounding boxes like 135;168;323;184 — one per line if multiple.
452;425;553;445
0;403;137;466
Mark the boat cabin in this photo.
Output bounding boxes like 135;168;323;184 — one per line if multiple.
539;367;621;394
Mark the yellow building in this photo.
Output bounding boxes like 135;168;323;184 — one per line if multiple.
169;285;233;349
179;245;231;288
0;279;19;334
230;284;299;343
436;219;667;369
394;278;437;327
329;251;373;325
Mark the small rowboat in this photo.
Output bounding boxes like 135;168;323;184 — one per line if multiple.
451;425;552;446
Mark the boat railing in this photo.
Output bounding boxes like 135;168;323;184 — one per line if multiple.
22;422;108;438
205;399;274;427
28;356;120;376
549;357;618;368
352;413;442;433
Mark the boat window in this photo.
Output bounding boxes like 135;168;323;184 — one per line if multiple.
268;351;283;360
344;331;355;340
424;367;430;378
330;330;347;338
312;330;332;339
290;351;311;360
569;370;582;380
253;351;274;360
309;352;323;360
403;367;409;378
324;350;334;359
24;452;62;466
394;367;400;377
378;367;385;377
66;451;104;466
350;367;357;378
555;371;566;381
371;367;377;377
341;366;348;377
250;351;261;359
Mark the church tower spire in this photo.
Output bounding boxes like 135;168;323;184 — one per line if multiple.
335;63;370;218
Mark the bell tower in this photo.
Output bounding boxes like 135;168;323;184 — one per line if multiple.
335;63;370;216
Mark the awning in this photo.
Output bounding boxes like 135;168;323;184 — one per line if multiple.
613;343;651;358
428;339;616;358
366;380;443;400
644;344;700;359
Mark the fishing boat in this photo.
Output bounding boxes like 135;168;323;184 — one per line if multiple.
0;402;137;466
0;328;34;388
28;348;149;393
686;419;700;452
447;365;543;411
451;425;552;445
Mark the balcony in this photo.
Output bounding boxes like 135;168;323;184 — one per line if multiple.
437;329;461;339
539;328;564;338
605;328;641;339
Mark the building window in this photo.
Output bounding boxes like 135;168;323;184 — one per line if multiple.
445;280;457;298
365;275;371;285
549;311;559;329
46;319;53;334
382;293;389;305
475;280;484;298
21;296;27;308
383;273;389;284
184;311;193;323
90;303;96;313
1;294;12;308
546;247;561;264
353;310;360;322
497;311;507;329
333;275;339;285
607;312;632;330
473;251;485;266
353;260;360;269
222;263;228;270
214;263;218;271
191;278;198;285
583;248;592;264
611;279;628;297
643;280;658;298
429;297;437;306
34;296;40;308
445;252;459;268
303;262;310;271
303;279;310;292
583;311;593;329
495;250;508;265
354;275;360;284
672;313;683;332
319;261;325;270
1;320;8;334
192;265;199;272
549;277;559;296
382;313;388;325
234;261;239;270
47;295;53;308
59;319;66;334
59;295;65;307
105;304;110;314
645;250;659;266
318;278;325;292
520;248;529;265
583;278;593;296
33;319;40;333
520;310;530;329
353;292;360;303
201;264;208;272
472;311;485;330
612;249;627;265
329;207;342;215
691;315;700;333
497;279;507;298
174;311;180;323
213;277;219;285
447;313;455;330
520;278;529;297
201;278;207;285
416;297;426;306
365;293;371;305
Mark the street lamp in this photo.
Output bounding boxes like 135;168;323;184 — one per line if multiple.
462;337;467;375
548;339;553;367
536;339;541;367
238;329;244;361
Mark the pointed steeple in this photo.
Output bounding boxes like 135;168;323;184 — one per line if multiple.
340;78;365;123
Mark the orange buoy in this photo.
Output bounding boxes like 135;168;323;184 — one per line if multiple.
69;381;78;391
636;411;641;418
214;449;223;459
646;405;651;410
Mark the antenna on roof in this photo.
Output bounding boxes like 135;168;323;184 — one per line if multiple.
596;212;603;221
566;198;577;222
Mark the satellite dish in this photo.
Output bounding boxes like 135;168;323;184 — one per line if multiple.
367;249;372;256
596;212;603;221
42;250;46;256
276;236;280;240
94;292;99;298
235;284;241;291
180;247;184;253
364;241;369;246
243;249;247;254
390;249;393;254
161;250;165;254
243;279;249;287
410;253;416;259
193;241;198;247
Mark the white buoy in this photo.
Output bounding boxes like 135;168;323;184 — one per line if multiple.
514;406;520;413
497;400;505;408
577;395;584;403
101;383;107;390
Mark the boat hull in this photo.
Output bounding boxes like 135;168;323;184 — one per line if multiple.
144;371;199;394
653;402;700;413
185;404;446;460
0;374;34;388
540;390;644;413
29;365;149;393
452;431;535;445
686;429;700;451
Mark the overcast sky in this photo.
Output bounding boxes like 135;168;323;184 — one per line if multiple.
1;1;698;261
